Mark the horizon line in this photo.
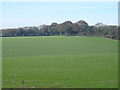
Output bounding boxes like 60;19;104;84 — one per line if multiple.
0;23;118;30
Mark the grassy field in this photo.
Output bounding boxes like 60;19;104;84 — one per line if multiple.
2;36;118;88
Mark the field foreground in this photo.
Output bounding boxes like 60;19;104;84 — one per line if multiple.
2;36;118;88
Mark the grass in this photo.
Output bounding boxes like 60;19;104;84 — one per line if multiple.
2;36;118;88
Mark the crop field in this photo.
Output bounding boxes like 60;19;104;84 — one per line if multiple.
2;36;118;88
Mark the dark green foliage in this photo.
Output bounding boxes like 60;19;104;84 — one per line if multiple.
1;20;118;40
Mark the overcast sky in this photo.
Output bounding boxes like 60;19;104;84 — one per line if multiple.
0;1;118;29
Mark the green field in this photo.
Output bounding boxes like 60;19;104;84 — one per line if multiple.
2;36;118;88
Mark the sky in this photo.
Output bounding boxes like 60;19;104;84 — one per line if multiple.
0;1;118;29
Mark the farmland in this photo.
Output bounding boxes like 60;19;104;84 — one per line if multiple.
2;36;118;88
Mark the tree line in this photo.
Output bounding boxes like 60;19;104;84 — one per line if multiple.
1;20;119;40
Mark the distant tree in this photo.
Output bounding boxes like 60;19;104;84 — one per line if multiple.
1;20;118;40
